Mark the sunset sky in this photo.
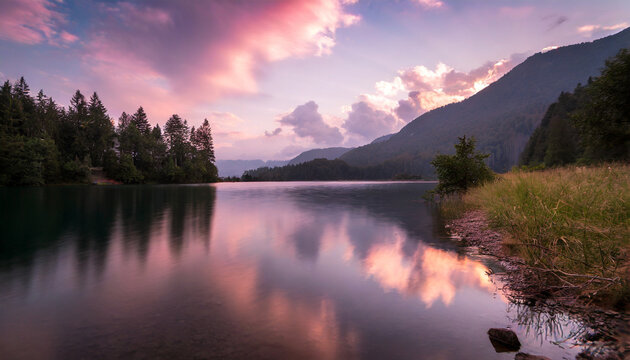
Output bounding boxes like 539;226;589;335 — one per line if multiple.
1;0;628;160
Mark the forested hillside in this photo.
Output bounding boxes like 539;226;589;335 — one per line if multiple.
0;78;217;185
243;156;423;181
341;28;630;175
521;49;630;166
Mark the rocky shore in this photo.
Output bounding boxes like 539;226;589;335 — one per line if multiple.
446;210;629;360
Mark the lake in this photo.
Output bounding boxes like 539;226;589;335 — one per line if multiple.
0;182;584;359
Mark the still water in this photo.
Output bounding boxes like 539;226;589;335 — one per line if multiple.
0;182;583;359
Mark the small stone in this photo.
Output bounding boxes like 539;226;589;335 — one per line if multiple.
488;328;521;352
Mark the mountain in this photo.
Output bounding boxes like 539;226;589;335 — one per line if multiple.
370;134;394;144
287;147;353;165
217;159;288;177
340;28;630;175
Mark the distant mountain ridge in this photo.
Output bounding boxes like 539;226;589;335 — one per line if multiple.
216;159;288;177
340;28;630;175
288;147;353;165
217;147;353;177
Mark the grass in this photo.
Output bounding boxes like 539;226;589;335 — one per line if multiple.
441;164;630;302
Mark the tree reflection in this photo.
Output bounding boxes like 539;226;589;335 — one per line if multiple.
0;185;216;286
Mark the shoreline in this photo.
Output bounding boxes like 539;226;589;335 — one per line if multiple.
446;210;629;360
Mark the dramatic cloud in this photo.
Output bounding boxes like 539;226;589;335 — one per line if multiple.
391;56;522;122
84;0;360;110
577;22;629;37
280;101;344;145
0;0;76;45
342;101;400;142
337;54;524;142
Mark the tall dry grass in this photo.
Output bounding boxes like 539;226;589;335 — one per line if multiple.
444;164;629;294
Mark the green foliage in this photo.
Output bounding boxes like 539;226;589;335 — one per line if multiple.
573;49;630;162
0;77;218;186
62;158;91;183
0;136;54;186
430;136;494;195
114;154;143;184
242;157;423;181
522;49;630;167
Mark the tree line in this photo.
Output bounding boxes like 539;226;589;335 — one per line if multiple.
0;77;217;185
520;49;630;167
242;157;424;181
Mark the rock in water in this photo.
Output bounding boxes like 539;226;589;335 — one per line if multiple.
487;328;521;352
515;353;551;360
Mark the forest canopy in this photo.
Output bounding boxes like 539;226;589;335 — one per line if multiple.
0;78;217;186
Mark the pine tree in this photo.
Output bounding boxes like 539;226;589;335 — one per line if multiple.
164;114;189;167
0;81;13;134
62;90;90;163
118;112;132;131
193;118;216;163
87;92;114;166
132;106;151;135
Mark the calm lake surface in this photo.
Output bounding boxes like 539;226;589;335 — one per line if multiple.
0;182;584;359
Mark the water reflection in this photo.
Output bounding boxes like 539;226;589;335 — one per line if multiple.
363;240;496;307
0;182;583;359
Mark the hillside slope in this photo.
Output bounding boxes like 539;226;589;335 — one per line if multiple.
288;147;353;165
341;28;630;174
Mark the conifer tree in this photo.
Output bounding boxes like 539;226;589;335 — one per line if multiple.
193;118;216;163
132;106;151;135
87;92;114;166
164;114;189;167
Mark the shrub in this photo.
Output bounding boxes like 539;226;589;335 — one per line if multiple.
431;136;494;195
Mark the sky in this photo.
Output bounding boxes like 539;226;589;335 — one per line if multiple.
0;0;629;160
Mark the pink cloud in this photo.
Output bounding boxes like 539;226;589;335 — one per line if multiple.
395;57;522;121
347;54;524;128
59;30;78;44
412;0;444;9
577;22;629;36
83;0;360;116
334;54;526;143
0;0;76;45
